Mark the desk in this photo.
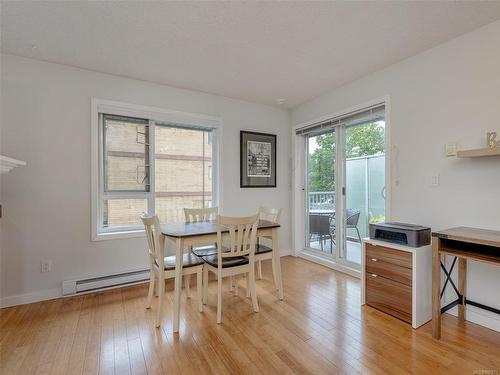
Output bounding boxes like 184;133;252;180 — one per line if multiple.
431;227;500;339
162;219;282;333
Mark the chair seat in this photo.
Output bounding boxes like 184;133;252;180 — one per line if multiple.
156;253;204;271
202;254;249;268
256;244;273;254
191;245;217;257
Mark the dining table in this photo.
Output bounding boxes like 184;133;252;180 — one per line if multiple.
161;219;282;333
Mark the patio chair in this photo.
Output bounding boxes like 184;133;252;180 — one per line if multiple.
309;214;335;253
346;208;362;243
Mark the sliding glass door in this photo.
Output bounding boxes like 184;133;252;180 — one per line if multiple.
301;103;386;270
306;129;337;256
341;120;386;264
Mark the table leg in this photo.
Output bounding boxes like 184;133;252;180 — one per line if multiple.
458;258;467;322
272;228;284;300
432;237;441;339
173;238;184;333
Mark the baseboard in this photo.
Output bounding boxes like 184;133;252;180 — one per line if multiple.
446;304;500;333
279;248;293;257
297;249;361;279
0;288;62;308
2;251;293;308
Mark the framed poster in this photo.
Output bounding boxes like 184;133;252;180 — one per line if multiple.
240;131;277;188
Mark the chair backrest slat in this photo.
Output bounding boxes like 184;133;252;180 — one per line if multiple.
216;214;259;264
184;207;219;223
258;206;282;224
258;207;281;243
140;213;164;269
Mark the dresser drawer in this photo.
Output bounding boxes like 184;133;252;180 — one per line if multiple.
365;243;412;269
366;257;412;286
366;273;412;323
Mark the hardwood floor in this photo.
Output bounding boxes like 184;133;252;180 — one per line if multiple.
1;256;499;374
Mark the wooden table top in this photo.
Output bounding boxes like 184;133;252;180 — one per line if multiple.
432;226;500;248
162;219;280;238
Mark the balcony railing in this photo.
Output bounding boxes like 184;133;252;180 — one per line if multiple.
309;191;335;210
307;154;385;239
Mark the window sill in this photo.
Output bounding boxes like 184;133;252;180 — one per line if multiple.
93;229;145;241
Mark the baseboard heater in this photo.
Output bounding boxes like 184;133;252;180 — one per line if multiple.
62;269;150;296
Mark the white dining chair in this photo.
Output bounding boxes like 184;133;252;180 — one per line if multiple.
141;213;204;327
202;214;260;324
183;207;219;257
256;207;282;286
184;206;219;223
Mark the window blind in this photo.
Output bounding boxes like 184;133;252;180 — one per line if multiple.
295;103;385;136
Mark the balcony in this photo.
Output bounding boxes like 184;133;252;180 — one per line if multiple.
307;154;385;264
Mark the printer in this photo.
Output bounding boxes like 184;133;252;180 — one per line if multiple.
369;222;431;247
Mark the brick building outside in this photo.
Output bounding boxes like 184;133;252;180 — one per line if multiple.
104;118;213;229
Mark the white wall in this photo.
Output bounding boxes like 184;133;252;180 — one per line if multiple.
0;54;291;305
1;19;499;331
291;20;500;331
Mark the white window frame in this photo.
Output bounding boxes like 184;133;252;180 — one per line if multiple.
91;98;223;241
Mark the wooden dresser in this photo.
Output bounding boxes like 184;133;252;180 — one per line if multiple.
361;239;432;328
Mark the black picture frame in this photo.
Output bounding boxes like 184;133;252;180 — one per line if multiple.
240;130;277;188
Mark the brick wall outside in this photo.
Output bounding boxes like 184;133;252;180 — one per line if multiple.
103;120;212;228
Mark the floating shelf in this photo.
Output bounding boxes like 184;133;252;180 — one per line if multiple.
457;147;500;158
0;155;27;174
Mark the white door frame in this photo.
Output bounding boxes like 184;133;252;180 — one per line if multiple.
291;96;392;279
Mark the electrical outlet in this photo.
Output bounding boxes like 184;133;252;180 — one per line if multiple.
41;260;52;273
430;174;440;187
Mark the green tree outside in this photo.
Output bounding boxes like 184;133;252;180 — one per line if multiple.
308;122;385;192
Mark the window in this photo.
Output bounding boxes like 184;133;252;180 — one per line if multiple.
101;115;151;232
154;124;214;224
92;100;220;239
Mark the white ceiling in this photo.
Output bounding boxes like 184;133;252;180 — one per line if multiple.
2;1;500;108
